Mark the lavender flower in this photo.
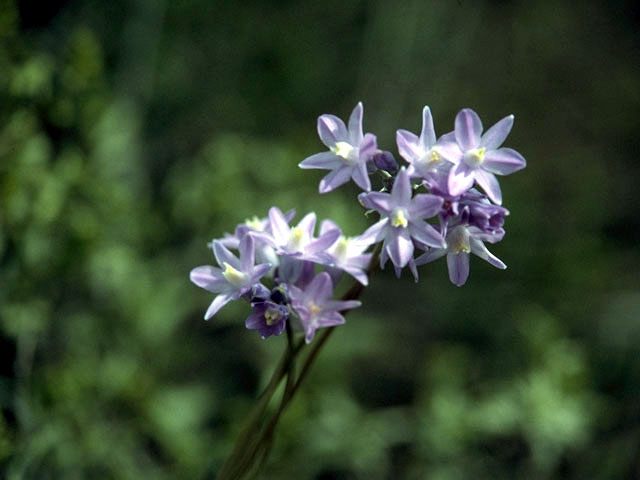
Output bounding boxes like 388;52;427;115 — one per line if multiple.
415;224;506;286
396;106;450;179
290;272;361;343
245;300;289;339
437;109;526;204
189;235;271;319
317;219;374;286
299;102;378;193
358;167;445;277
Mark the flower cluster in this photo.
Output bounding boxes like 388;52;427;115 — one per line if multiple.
190;103;526;340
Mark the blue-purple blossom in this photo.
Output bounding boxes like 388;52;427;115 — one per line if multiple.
415;224;506;286
396;106;450;180
358;167;445;278
289;272;361;343
190;235;271;319
373;151;399;175
437;108;526;204
317;220;374;286
245;300;289;339
299;102;378;193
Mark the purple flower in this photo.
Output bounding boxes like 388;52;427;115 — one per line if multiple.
290;272;361;343
437;109;526;204
245;300;289;339
189;235;271;319
299;102;378;193
415;224;506;287
462;195;509;239
317;220;374;286
358;167;445;277
396;106;450;179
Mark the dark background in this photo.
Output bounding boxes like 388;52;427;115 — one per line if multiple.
1;0;640;478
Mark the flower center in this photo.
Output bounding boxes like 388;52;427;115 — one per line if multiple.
308;301;322;316
332;141;359;165
463;147;486;168
390;208;409;228
245;216;264;231
448;227;471;254
222;262;248;287
287;227;308;251
416;148;442;171
264;306;284;326
334;236;350;262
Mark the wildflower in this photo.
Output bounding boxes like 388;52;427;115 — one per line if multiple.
299;102;378;193
190;235;271;319
437;108;526;204
358;167;445;276
290;272;361;343
245;300;289;339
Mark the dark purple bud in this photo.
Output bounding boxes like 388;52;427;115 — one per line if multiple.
270;284;290;305
373;151;398;175
466;200;508;235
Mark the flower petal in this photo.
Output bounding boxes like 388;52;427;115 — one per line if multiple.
320;219;341;236
483;148;526;175
307;271;334;302
455;108;483;151
351;161;371;191
396;129;421;163
359;133;378;160
317;114;348;148
420;106;436;148
319;165;352;193
189;265;227;292
408;193;443;220
447;162;475;196
268;207;291;246
359;218;389;244
481;114;514;150
204;293;233;319
415;247;447;266
297;212;317;238
213;241;242;270
299;151;342;170
391;167;412;206
305;228;340;255
409;222;446;249
434;134;463;163
359;192;392;214
447;252;470;287
474;170;502;205
239;234;256;271
324;299;361;312
469;237;506;269
386;228;413;268
348;102;364;145
315;311;346;328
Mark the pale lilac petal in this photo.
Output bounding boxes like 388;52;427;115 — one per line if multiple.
245;313;263;329
320;219;341;236
396;129;422;163
319;165;352;193
307;272;333;302
250;263;272;281
346;254;372;269
305;229;340;254
408;258;419;282
391;167;412;206
359;218;388;244
386;228;413;268
189;266;226;291
268;207;291;245
317;114;348;148
239;234;255;271
351;161;371;191
448;163;475;196
481;114;514;150
447;252;470;287
474;170;502;205
455;108;483;151
415;248;447;266
213;241;242;270
408;193;443;220
359;133;378;160
343;266;369;285
483;148;526;175
299;152;342;170
315;311;346;328
348;102;364;145
297;212;317;238
204;293;233;319
420;106;436;148
409;222;446;249
469;237;506;269
359;192;392;214
324;299;361;312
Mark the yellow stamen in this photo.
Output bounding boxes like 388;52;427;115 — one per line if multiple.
222;262;247;287
391;208;409;228
245;216;264;231
264;306;282;326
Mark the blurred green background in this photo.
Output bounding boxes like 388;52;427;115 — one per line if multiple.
1;0;639;478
